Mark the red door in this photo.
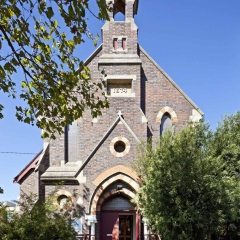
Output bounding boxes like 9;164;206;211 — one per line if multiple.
100;212;119;240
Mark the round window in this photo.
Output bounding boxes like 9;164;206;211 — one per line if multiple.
110;136;130;157
114;141;126;153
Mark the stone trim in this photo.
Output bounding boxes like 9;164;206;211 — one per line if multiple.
90;173;139;214
156;106;178;123
110;136;130;157
54;190;73;210
93;165;138;186
55;189;72;198
96;188;135;211
189;109;202;122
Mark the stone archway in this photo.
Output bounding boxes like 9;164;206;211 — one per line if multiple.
156;106;178;123
90;172;139;215
87;167;140;240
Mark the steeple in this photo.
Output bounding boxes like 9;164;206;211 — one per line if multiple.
99;0;141;64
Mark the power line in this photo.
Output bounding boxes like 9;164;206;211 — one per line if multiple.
0;152;37;155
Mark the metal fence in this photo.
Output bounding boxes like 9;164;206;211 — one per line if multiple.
144;234;162;240
75;234;95;240
75;234;161;240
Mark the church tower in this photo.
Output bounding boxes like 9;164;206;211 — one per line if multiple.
99;0;142;107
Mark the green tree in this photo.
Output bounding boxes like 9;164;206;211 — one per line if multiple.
0;0;111;138
209;113;240;239
0;187;3;194
134;117;240;240
0;193;78;240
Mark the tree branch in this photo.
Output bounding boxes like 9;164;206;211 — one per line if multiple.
0;24;35;83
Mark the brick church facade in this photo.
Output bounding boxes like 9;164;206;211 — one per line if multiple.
14;0;203;239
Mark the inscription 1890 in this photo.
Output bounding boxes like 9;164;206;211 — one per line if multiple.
107;82;132;96
112;88;128;94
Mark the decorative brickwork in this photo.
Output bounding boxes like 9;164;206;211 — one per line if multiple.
55;189;72;198
109;136;130;157
96;188;135;212
92;165;138;186
156;106;178;123
90;173;139;214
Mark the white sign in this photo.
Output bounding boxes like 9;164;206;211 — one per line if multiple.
108;84;132;97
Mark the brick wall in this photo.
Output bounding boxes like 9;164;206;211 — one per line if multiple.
139;48;194;143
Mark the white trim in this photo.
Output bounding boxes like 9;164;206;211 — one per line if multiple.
105;75;136;98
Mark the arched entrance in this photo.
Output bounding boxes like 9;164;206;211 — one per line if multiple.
89;168;140;240
100;195;140;240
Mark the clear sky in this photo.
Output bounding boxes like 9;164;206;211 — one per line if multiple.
0;0;240;202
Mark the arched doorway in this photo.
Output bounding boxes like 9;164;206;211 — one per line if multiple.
89;169;140;240
100;195;139;240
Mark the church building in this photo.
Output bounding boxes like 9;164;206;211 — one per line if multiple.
14;0;203;239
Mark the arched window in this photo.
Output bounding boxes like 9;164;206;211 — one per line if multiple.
160;113;172;136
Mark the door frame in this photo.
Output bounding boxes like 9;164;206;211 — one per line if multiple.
119;213;136;240
100;211;137;240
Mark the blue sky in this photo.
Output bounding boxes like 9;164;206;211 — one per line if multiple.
0;0;240;202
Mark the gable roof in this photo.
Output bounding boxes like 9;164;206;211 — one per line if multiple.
75;111;141;177
139;45;204;116
13;143;49;184
13;150;42;184
83;43;204;116
84;44;102;66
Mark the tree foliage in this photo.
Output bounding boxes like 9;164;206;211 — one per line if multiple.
0;187;3;194
0;0;111;138
134;114;240;240
0;192;78;240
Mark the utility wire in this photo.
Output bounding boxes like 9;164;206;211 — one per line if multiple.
0;152;37;155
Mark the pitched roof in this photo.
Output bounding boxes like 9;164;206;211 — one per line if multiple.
13;150;42;184
139;45;204;116
84;44;102;66
75;111;141;177
82;43;204;116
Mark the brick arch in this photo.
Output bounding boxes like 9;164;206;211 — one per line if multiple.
55;189;72;198
90;173;139;214
96;188;136;211
156;106;178;123
93;165;138;186
54;190;73;210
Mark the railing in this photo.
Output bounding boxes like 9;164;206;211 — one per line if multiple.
75;234;95;240
144;234;162;240
75;234;161;240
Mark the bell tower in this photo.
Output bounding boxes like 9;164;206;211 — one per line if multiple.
110;0;139;22
98;0;142;109
99;0;141;62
